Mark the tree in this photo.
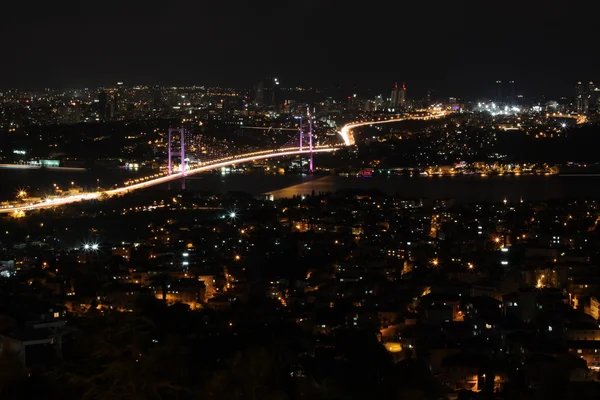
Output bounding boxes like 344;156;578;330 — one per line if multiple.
0;352;27;399
205;346;291;400
65;313;195;400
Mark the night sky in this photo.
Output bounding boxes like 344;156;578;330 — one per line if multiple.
2;0;599;97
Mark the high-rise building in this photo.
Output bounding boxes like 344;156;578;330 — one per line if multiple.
98;91;109;121
400;82;407;106
272;77;281;111
426;89;435;106
508;81;516;105
574;81;598;114
576;82;585;114
374;95;383;110
152;86;162;111
587;82;596;114
390;82;400;109
253;77;279;108
347;94;357;109
495;81;503;104
390;82;407;109
114;82;125;115
253;80;264;105
113;91;120;114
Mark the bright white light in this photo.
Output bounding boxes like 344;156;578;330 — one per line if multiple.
229;212;236;218
182;252;189;257
561;123;567;128
501;248;509;252
84;244;90;250
501;261;509;265
91;244;99;250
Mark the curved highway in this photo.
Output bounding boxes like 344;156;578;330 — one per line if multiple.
1;111;448;214
338;112;447;145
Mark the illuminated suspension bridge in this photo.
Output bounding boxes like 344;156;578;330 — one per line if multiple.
1;112;447;214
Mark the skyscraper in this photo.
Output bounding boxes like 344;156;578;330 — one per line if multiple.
390;82;399;109
253;78;279;108
576;82;585;114
390;82;407;109
495;81;503;104
272;77;281;111
426;89;435;106
114;82;124;116
253;80;264;105
152;86;162;111
587;82;596;114
401;83;407;105
98;91;109;121
508;81;516;105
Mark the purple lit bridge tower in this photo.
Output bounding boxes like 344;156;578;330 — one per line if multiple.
167;127;186;190
298;111;314;173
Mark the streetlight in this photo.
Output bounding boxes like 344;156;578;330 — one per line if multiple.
83;242;99;252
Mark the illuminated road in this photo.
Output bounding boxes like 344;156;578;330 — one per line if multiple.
1;111;447;214
546;113;587;125
338;112;447;145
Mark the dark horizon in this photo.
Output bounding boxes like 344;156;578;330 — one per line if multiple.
2;0;599;99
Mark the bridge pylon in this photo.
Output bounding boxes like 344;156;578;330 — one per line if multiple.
167;127;186;176
308;113;313;173
297;111;314;173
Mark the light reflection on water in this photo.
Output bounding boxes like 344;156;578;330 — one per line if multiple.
3;167;600;203
267;176;337;199
266;174;600;202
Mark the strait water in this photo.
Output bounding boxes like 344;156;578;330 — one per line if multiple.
2;167;600;203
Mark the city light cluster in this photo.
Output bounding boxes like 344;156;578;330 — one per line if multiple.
476;102;521;115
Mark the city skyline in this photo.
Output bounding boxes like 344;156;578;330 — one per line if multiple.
2;0;599;97
4;1;600;397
